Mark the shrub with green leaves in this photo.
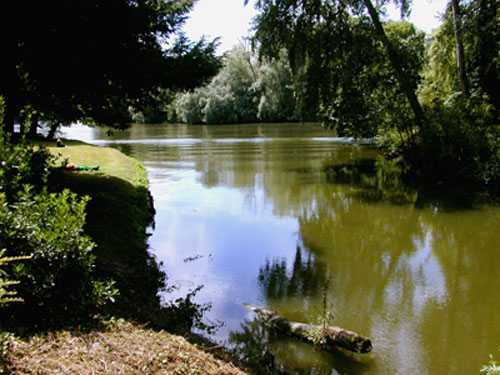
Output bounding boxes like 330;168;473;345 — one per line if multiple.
0;188;116;329
0;104;116;330
401;96;500;190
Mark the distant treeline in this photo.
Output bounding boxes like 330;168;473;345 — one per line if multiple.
132;47;304;125
172;48;300;124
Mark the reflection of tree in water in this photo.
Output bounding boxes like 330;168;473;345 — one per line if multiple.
116;143;134;157
230;151;498;374
258;245;327;303
324;157;420;205
324;156;492;208
229;319;284;375
229;245;345;375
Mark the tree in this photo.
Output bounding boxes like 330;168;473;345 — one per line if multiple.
419;0;500;118
176;47;258;124
249;0;426;138
450;0;470;97
0;0;220;134
205;47;260;124
248;0;426;133
358;0;424;128
131;33;223;124
405;0;500;189
255;50;297;122
465;0;500;119
421;0;499;116
175;46;297;124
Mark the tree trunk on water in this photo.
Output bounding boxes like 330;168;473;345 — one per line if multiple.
244;304;373;354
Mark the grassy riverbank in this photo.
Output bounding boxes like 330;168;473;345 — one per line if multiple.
2;140;248;375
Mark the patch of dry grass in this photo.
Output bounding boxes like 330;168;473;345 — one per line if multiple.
2;319;248;375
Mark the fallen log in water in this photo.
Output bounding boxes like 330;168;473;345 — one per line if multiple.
243;304;372;354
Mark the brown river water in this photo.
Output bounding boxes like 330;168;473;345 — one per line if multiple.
64;122;500;375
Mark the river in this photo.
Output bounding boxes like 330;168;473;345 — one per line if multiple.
64;122;500;375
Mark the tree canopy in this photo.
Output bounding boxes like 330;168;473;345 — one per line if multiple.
249;0;426;138
0;0;221;134
420;0;500;117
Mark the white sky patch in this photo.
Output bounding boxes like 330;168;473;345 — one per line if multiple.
182;0;259;54
182;0;448;55
386;0;448;33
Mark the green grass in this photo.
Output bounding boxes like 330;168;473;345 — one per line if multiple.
47;142;148;188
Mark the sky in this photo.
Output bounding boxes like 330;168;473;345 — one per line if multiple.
182;0;449;55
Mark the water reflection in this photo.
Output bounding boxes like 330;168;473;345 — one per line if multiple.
63;123;500;375
324;157;420;205
258;246;325;302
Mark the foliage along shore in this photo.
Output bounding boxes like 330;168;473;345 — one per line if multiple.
1;139;248;374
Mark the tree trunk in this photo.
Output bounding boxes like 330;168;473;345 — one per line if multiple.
244;304;373;354
2;99;16;134
362;0;425;128
46;122;59;140
3;110;15;134
451;0;470;97
28;113;39;138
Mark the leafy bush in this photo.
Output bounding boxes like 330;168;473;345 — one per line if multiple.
0;186;117;330
401;96;500;190
0;249;30;364
0;105;116;330
0;133;52;204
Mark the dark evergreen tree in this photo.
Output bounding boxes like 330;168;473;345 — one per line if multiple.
0;0;221;134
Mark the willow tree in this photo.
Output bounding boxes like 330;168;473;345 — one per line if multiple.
246;0;425;139
175;46;297;124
